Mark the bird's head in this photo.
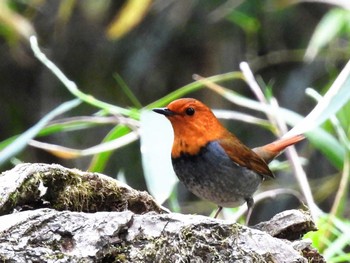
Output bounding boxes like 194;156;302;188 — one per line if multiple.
153;98;227;157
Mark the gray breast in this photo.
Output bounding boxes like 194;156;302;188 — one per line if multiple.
172;141;263;207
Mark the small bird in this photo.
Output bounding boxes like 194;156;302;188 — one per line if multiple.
153;98;304;221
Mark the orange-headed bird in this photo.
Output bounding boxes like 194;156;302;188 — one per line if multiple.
153;98;304;220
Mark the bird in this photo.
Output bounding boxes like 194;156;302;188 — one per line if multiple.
152;98;304;221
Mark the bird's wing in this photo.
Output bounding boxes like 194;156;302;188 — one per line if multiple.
218;134;275;179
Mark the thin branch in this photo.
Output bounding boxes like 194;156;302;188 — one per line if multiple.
29;131;139;159
239;61;280;132
213;109;272;130
48;116;139;129
239;62;321;220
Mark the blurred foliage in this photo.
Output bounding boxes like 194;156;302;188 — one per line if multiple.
305;8;350;61
1;1;350;261
106;0;153;40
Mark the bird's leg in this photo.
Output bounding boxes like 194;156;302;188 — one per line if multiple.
245;197;254;225
213;206;223;218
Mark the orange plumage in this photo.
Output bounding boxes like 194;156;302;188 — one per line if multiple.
153;98;304;220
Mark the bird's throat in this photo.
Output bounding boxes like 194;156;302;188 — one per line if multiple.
172;140;209;159
171;137;210;159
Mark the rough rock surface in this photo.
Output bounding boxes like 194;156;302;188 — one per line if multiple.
0;163;325;262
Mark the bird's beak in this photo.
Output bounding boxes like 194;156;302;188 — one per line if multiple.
152;108;175;116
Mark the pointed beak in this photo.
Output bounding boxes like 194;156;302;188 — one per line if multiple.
152;108;175;116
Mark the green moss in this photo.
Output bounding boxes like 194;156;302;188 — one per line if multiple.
3;172;44;214
96;241;131;262
7;168;124;213
49;172;123;212
44;252;66;260
1;164;165;215
114;223;265;262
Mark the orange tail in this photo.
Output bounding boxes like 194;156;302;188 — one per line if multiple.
253;134;305;163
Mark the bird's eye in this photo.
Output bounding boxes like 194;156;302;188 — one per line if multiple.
185;107;195;116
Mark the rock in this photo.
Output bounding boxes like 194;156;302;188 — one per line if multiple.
0;163;325;262
0;163;167;215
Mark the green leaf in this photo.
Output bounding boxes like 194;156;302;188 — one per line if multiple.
140;110;178;204
1;115;131;163
0;116;120;151
88;125;132;172
306;129;345;170
145;72;243;109
113;74;142;108
286;59;350;138
0;99;81;166
305;8;349;61
323;217;350;261
40;116;118;135
226;10;260;33
203;78;346;169
30;36;140;119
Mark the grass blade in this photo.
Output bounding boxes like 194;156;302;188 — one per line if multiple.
30;35;139;119
0;99;81;166
145;72;243;109
89;125;132;172
113;74;142;108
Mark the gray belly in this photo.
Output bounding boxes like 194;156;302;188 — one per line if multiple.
172;141;263;207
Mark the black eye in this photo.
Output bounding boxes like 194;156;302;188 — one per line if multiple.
185;107;195;116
